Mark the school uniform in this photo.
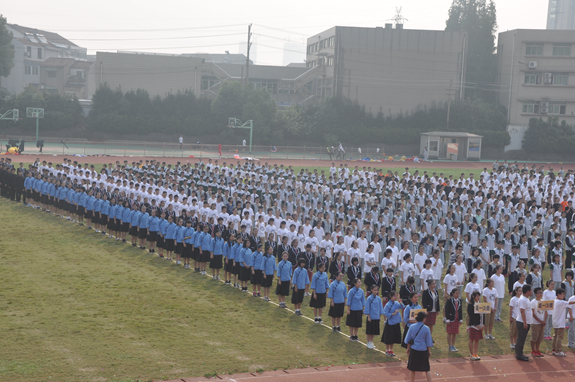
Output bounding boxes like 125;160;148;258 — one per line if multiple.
382;300;404;344
345;286;366;328
315;255;329;272
210;236;224;268
250;249;264;284
467;302;483;340
364;294;385;335
232;244;242;275
381;274;396;304
165;222;177;251
261;254;277;287
405;322;433;372
329;259;345;280
402;303;422;348
200;232;215;263
400;284;416;306
291;267;310;304
421;289;440;326
276;259;293;296
175;225;185;255
309;270;330;308
240;248;253;281
223;242;235;273
346;264;362;288
444;297;463;334
364;271;382;296
157;219;167;248
328;279;347;318
182;227;195;258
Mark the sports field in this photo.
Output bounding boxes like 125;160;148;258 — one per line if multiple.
1;157;572;382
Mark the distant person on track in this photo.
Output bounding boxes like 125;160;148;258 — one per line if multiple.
179;136;183;150
423;146;429;161
242;139;246;152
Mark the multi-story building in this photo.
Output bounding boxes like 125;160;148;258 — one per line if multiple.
40;58;95;99
547;0;575;30
305;25;467;115
497;29;575;150
1;24;88;95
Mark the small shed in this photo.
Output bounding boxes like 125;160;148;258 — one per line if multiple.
420;132;483;161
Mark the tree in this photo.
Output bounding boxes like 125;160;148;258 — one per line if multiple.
0;15;15;89
446;0;497;101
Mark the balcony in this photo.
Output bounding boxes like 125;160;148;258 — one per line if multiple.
66;75;85;87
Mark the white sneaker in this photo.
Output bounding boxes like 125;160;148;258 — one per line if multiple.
510;344;515;349
366;342;374;349
555;351;566;357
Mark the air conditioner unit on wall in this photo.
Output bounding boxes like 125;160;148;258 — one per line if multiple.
24;52;31;57
544;73;553;84
540;102;549;114
528;61;537;69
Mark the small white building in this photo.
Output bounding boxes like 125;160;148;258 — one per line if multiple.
420;132;483;161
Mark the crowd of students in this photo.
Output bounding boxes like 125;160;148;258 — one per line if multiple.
1;156;575;362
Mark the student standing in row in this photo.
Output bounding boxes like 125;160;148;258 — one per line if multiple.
328;272;347;332
467;290;484;361
530;287;546;357
444;288;463;352
515;284;533;361
364;285;385;349
310;262;329;323
261;245;276;301
292;259;309;316
276;252;292;308
346;278;365;341
382;291;404;356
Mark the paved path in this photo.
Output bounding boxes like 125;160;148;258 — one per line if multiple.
160;354;575;382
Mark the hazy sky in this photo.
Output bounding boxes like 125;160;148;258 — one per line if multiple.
3;0;547;66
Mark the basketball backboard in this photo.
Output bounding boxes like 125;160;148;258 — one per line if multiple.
26;107;44;118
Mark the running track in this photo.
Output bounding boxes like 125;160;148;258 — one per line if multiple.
161;354;575;382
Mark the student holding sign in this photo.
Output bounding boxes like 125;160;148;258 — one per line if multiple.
515;285;533;361
402;293;422;349
467;291;484;361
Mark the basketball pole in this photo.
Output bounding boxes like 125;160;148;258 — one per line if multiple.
35;117;39;144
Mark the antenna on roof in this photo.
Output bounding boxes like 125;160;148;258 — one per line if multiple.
387;7;408;26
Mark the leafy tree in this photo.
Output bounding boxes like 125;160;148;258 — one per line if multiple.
0;15;15;90
446;0;497;101
522;117;575;154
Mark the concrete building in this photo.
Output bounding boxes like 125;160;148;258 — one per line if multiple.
1;24;88;95
39;58;95;99
547;0;575;30
497;29;575;150
94;52;204;98
305;25;467;115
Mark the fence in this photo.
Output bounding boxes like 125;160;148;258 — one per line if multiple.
1;136;410;161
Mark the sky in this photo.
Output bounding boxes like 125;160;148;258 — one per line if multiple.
2;0;548;66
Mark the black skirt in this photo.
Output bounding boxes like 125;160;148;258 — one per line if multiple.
139;228;148;239
182;244;193;258
240;266;251;281
130;226;138;236
382;322;402;344
346;310;363;328
122;222;130;232
329;302;345;318
77;206;85;215
92;212;100;224
233;262;242;275
156;235;165;249
192;247;200;261
224;258;235;273
251;269;263;285
407;348;430;372
401;324;413;348
366;318;381;335
262;273;274;287
107;218;115;231
86;210;93;219
291;289;305;304
275;280;291;296
210;254;223;269
148;231;157;242
199;249;210;263
166;239;175;251
100;214;108;226
309;292;327;308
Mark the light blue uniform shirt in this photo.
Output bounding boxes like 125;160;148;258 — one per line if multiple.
277;259;293;281
311;271;329;294
383;300;405;325
403;303;422;329
292;267;310;289
364;294;385;320
346;287;366;311
404;321;433;351
328;279;347;304
261;254;277;275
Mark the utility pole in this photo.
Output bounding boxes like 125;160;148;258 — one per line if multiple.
245;24;252;87
446;79;456;129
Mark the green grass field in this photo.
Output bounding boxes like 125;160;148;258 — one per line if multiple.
1;197;557;382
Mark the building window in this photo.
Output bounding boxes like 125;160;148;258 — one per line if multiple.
524;73;540;84
25;65;32;75
522;103;540;114
26;46;32;57
327;56;334;66
428;141;438;152
548;103;566;115
552;73;568;85
552;43;571;56
47;71;57;78
329;36;334;47
525;43;543;56
32;66;38;75
37;48;42;59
